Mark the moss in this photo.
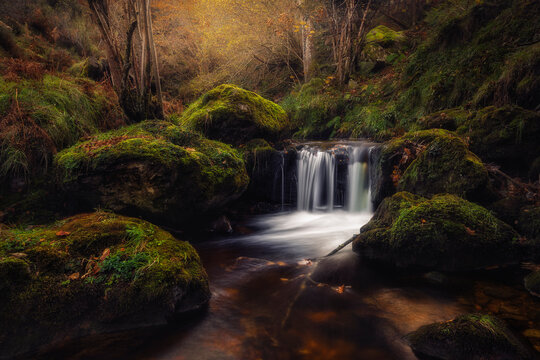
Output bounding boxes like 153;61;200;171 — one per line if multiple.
0;211;210;357
365;25;406;47
353;192;521;271
398;133;488;199
371;129;489;206
395;0;540;125
406;313;534;360
0;73;124;187
363;25;407;64
456;105;540;176
281;78;346;139
180;84;289;145
54;121;249;226
417;108;472;131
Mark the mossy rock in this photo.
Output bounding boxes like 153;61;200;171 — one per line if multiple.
353;192;521;271
54;120;249;227
0;212;210;357
456;106;540;177
524;271;540;298
241;139;284;203
363;25;407;64
405;313;535;360
371;129;490;207
180;84;289;145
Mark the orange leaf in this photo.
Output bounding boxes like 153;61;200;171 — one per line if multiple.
68;272;80;280
55;231;71;237
99;248;110;261
465;227;476;235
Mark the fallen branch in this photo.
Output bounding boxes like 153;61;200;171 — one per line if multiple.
281;233;359;327
487;165;540;193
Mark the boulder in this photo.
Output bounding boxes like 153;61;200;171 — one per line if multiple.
0;212;210;358
362;25;407;64
54;120;249;227
353;192;521;271
371;129;490;208
180;84;289;145
405;313;534;360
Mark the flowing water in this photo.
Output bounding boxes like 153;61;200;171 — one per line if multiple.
34;142;538;360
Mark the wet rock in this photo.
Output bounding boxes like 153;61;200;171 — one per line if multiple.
0;212;210;358
179;84;290;145
406;313;535;360
211;215;233;234
353;192;521;271
54;120;249;228
371;129;491;208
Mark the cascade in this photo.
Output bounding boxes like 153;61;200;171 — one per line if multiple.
295;143;373;212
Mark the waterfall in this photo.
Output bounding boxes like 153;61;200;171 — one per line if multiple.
296;143;372;213
297;149;336;211
346;147;372;213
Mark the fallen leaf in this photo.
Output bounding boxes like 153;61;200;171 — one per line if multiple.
99;248;110;261
68;272;80;280
465;227;476;236
55;231;71;237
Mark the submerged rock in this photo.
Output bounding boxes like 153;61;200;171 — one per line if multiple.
371;129;490;208
0;212;210;358
353;192;521;271
54;120;249;227
405;313;535;360
180;84;290;145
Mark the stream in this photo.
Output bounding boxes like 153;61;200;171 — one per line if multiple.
34;142;539;359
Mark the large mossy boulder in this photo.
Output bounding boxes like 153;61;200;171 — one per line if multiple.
180;84;289;145
405;314;534;360
353;192;521;271
0;212;210;358
371;129;490;208
54;120;249;227
456;106;540;177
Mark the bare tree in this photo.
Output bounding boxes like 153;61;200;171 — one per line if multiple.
325;0;377;85
87;0;163;122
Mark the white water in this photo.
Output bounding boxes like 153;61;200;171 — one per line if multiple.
346;146;372;212
219;142;375;261
297;149;336;211
218;211;372;261
296;144;373;213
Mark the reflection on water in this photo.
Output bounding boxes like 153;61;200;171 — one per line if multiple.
34;212;540;360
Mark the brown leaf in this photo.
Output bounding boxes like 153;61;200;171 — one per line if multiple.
465;227;476;236
55;231;71;237
68;272;80;280
99;248;110;261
